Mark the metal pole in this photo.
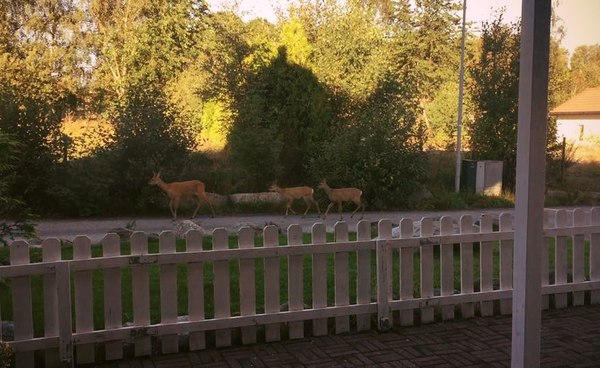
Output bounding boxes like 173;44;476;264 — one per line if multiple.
454;0;467;193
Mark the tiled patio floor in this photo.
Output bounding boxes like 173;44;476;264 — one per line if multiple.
93;305;600;367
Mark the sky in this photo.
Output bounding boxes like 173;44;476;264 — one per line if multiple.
205;0;600;57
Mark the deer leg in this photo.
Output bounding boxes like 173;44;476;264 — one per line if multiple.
301;197;311;218
323;202;334;219
201;193;215;218
350;200;362;218
338;201;343;220
286;199;297;216
192;197;201;219
170;198;179;219
311;197;321;216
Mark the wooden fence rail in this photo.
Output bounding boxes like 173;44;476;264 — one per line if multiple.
1;207;600;367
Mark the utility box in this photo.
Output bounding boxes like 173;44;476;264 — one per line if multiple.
460;159;478;193
461;160;503;195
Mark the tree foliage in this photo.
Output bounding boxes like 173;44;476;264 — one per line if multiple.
570;45;600;94
0;0;587;217
0;133;37;244
0;0;80;212
467;15;521;190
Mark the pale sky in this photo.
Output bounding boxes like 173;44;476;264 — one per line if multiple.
206;0;600;57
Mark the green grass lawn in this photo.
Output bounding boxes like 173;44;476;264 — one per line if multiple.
0;233;586;337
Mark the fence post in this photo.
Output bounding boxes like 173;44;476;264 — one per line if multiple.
334;222;350;334
554;210;568;308
10;240;34;368
159;231;178;354
399;218;414;326
376;220;391;331
311;223;328;336
356;220;372;331
43;238;61;367
479;215;494;317
499;213;514;315
213;228;231;347
572;209;586;306
239;227;258;343
186;229;206;350
460;215;474;318
419;217;435;323
287;224;304;339
56;261;73;366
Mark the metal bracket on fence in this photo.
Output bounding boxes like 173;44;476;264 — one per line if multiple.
378;317;391;332
419;298;439;308
130;327;156;338
420;237;440;247
129;255;157;265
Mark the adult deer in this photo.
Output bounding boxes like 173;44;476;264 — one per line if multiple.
269;184;321;217
318;179;365;220
149;172;215;219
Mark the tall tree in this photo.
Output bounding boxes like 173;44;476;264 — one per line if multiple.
570;45;600;94
0;0;81;212
85;0;210;211
467;15;521;190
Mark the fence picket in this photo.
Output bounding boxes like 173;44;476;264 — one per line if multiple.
56;261;73;364
239;227;257;344
554;210;568;308
311;223;328;336
7;206;600;360
419;217;434;323
440;216;455;321
499;213;513;315
377;219;392;330
159;231;178;353
42;238;61;367
542;210;552;310
131;231;151;356
592;208;600;304
334;222;350;334
479;215;494;317
263;225;281;342
10;240;34;368
213;228;231;347
572;209;586;306
102;233;123;361
73;236;95;364
356;220;372;331
460;215;474;318
287;224;304;339
186;229;205;350
399;218;414;326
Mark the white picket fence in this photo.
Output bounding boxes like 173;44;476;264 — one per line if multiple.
1;208;600;367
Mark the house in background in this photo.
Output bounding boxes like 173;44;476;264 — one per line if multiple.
550;87;600;149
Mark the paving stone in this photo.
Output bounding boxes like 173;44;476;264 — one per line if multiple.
93;305;600;368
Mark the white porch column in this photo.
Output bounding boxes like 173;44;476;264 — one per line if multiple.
512;0;551;367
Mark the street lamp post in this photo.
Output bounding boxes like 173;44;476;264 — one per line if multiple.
455;0;467;193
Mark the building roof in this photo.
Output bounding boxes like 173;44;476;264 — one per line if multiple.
550;87;600;117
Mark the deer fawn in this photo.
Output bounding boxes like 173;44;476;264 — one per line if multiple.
318;179;365;220
149;172;215;219
269;184;321;217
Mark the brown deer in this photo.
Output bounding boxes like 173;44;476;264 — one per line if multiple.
269;184;321;217
149;172;215;219
318;179;365;220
